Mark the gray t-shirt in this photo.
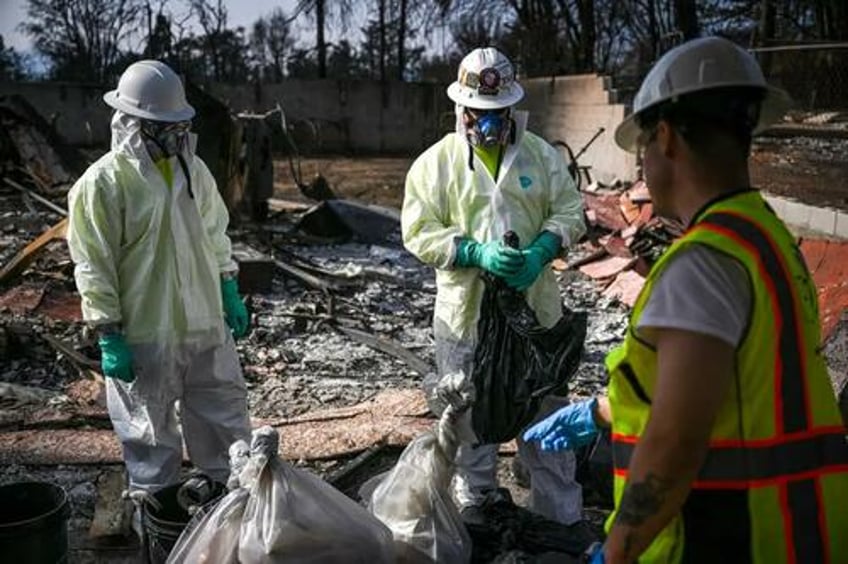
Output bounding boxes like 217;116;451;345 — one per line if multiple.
636;244;752;347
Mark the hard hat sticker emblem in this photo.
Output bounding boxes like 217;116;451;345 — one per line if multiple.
478;68;501;95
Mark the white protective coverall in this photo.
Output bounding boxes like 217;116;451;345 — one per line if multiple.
67;112;251;490
402;111;587;524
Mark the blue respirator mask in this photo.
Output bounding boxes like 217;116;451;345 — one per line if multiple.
464;107;513;147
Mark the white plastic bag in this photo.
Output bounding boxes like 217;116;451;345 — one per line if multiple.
367;404;473;563
168;426;396;564
166;440;252;564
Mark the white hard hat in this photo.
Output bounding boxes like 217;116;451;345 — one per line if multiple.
447;48;524;110
615;36;791;152
104;60;195;122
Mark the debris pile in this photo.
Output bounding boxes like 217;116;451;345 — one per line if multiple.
562;181;684;307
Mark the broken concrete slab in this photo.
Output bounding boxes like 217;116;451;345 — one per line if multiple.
600;236;632;259
583;192;629;232
634;202;654;228
578;256;636;280
602;270;646;308
619;192;641;225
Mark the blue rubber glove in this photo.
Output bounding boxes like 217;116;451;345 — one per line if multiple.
522;397;599;452
505;231;562;291
455;238;523;277
584;542;605;564
98;333;134;383
221;277;249;339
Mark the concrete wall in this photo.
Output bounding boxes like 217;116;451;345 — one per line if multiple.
0;79;453;154
1;75;636;176
519;74;636;185
210;80;451;154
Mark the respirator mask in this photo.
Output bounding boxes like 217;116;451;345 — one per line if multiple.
463;107;513;147
141;119;192;161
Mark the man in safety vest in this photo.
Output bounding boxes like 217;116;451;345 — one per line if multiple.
67;60;252;493
524;37;848;563
402;48;588;525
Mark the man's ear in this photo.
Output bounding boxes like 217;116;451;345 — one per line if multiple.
656;119;676;158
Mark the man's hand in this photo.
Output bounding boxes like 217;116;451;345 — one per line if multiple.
98;333;134;383
221;277;249;339
456;239;523;277
523;398;600;451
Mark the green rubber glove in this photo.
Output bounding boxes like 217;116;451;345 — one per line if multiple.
98;333;134;383
455;238;523;277
221;276;249;339
505;231;562;291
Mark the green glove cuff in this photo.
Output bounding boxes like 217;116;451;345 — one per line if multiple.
98;332;124;347
221;276;240;298
532;231;563;263
454;238;480;268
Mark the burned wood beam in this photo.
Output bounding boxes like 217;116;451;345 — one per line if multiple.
334;324;432;376
0;217;68;285
274;258;346;293
3;178;68;216
41;333;102;378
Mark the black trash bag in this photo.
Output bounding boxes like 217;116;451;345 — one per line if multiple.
471;234;588;444
463;488;598;562
574;430;615;509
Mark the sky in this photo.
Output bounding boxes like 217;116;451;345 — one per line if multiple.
0;0;339;52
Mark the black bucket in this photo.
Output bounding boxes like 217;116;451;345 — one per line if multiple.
142;478;224;564
0;481;70;564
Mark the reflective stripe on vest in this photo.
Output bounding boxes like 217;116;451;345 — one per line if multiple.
613;428;848;487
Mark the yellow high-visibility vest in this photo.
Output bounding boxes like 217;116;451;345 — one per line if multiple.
605;190;848;563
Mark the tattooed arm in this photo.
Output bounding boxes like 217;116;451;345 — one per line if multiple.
604;328;736;563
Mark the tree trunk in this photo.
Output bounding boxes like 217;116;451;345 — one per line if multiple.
379;0;386;81
397;0;407;81
758;0;775;75
647;0;659;62
577;0;595;72
316;0;326;78
673;0;698;40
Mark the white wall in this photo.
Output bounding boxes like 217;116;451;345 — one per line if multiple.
519;74;637;184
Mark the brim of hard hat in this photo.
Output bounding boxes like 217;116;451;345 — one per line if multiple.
446;81;525;110
103;90;196;122
614;85;793;153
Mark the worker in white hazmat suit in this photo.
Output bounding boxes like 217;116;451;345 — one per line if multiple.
402;48;588;525
66;60;251;491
